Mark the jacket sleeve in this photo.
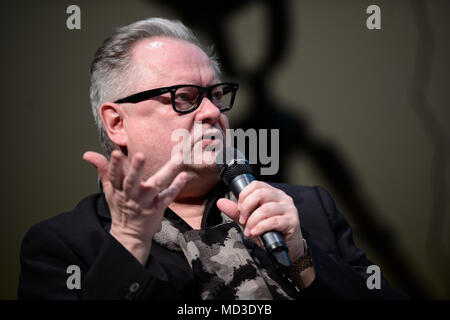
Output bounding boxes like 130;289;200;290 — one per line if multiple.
299;186;409;299
18;222;173;300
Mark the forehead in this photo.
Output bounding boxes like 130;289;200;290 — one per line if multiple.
129;37;218;88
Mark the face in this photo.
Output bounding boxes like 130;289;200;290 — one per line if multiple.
103;37;230;181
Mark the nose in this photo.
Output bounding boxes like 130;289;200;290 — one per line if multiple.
194;96;221;124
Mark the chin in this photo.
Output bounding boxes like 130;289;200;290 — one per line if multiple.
188;151;220;173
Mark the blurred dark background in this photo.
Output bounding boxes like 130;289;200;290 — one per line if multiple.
1;0;449;299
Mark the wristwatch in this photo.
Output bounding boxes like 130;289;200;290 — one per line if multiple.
287;239;313;276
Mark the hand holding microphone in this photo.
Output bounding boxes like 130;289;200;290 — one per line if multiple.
216;147;305;268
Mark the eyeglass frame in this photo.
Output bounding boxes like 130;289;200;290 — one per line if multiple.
114;82;239;114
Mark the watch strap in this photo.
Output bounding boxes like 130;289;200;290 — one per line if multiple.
287;239;313;276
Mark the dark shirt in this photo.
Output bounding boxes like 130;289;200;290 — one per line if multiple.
18;183;409;300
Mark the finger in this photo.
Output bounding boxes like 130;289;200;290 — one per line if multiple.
237;180;273;208
109;150;125;190
249;215;293;238
142;155;184;196
238;187;281;225
216;198;240;224
154;171;189;209
123;152;146;199
243;202;284;236
83;151;109;184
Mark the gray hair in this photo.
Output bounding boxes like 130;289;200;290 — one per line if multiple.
89;17;222;156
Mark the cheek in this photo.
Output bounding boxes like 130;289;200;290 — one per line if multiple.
124;118;159;153
219;114;230;131
128;116;190;155
125;104;198;156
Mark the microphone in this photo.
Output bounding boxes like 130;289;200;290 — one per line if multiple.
216;147;292;268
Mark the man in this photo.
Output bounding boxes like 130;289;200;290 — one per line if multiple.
18;18;407;300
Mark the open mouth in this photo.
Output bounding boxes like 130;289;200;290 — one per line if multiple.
195;129;221;143
201;136;219;147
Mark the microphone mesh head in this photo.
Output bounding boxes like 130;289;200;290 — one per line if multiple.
216;147;253;186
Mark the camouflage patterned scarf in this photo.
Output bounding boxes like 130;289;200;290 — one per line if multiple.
154;213;294;300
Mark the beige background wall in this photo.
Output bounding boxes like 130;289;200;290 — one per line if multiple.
1;0;449;298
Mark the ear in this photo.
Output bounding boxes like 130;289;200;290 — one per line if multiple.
100;102;127;147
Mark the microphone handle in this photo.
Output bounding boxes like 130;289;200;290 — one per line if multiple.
230;174;292;268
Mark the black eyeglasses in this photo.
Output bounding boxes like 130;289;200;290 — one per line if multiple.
114;82;239;114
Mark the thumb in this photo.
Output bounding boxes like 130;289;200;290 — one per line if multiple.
217;198;240;225
82;151;109;184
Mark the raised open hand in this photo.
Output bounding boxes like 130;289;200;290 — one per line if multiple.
83;150;188;264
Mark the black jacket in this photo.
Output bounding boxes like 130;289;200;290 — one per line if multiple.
18;183;408;300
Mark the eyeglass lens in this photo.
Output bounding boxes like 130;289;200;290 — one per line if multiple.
174;84;234;112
